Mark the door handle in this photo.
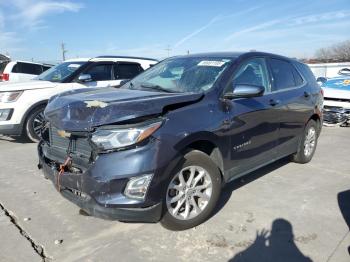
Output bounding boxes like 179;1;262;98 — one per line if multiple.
304;91;310;98
269;99;280;106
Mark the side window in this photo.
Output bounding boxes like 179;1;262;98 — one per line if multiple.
12;62;43;75
0;62;8;73
269;59;298;91
42;66;51;72
83;64;113;81
291;65;304;86
114;63;143;80
232;58;270;92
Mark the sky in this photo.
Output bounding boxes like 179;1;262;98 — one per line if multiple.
0;0;349;62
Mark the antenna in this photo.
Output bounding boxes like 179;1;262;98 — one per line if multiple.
165;45;171;57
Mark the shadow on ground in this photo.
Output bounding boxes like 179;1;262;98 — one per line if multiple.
229;218;313;262
0;135;31;144
212;157;290;218
338;190;350;230
337;190;350;255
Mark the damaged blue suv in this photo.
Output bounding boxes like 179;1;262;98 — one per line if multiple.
38;52;323;230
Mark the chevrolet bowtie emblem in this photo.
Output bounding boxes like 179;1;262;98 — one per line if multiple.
57;130;71;138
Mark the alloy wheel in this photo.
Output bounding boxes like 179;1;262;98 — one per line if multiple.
166;166;212;220
304;126;316;157
32;111;45;138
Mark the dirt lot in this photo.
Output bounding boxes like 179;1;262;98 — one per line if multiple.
0;127;349;262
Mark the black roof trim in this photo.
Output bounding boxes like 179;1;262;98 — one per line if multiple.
95;55;158;62
175;51;297;62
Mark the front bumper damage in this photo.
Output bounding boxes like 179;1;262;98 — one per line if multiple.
37;138;164;222
323;99;350;127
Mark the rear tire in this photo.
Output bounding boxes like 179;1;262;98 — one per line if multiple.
161;150;222;231
292;119;318;164
24;105;46;143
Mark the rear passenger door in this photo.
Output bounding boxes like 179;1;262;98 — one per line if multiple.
267;58;313;156
113;62;144;86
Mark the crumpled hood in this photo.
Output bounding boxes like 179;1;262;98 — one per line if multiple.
0;80;57;91
45;87;203;131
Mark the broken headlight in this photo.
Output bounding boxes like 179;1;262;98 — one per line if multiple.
91;121;162;150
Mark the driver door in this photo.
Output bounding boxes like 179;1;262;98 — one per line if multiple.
224;57;280;180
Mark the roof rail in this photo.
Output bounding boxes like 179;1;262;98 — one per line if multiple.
95;55;158;61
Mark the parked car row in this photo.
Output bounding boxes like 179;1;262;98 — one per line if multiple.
0;56;158;142
0;60;53;82
33;51;323;230
317;68;350;126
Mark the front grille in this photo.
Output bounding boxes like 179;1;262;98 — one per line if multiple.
324;97;350;103
49;125;92;158
323;106;350;125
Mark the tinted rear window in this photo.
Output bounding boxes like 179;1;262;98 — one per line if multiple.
269;59;296;91
42;66;52;72
0;62;8;73
291;66;304;86
295;63;317;85
12;62;43;75
114;63;143;79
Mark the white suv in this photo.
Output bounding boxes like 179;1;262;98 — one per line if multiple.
0;56;158;142
0;60;52;82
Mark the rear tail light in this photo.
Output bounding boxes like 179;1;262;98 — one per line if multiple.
0;73;9;81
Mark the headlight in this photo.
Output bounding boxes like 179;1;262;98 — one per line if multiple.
91;120;162;150
0;91;23;103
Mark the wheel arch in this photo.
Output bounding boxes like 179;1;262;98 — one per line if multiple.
21;100;48;126
309;113;321;135
175;134;225;180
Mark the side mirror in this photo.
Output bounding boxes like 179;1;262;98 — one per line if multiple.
339;68;350;76
120;79;130;86
224;84;264;99
78;74;92;83
316;77;327;85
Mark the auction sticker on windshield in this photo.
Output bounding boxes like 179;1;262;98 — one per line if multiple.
198;61;226;67
68;64;82;69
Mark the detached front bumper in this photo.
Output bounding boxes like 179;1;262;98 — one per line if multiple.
37;141;165;222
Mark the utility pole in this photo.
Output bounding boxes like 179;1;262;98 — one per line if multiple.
187;50;190;55
165;45;171;57
61;42;67;61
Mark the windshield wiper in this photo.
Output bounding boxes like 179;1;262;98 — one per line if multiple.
140;83;179;93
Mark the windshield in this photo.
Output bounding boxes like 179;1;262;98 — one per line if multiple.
36;61;85;82
122;56;233;93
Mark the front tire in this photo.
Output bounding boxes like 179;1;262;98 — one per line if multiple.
24;105;46;143
292;119;318;164
161;150;222;231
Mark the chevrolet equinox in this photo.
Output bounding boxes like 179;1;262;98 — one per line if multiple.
38;52;323;230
